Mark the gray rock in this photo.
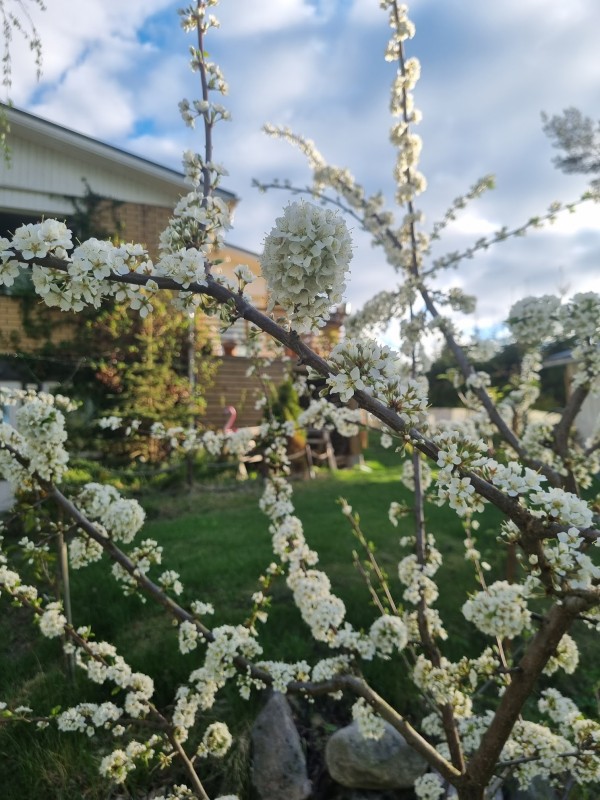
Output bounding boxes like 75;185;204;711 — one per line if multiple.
251;692;312;800
325;720;427;790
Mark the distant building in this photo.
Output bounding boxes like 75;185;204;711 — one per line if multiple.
543;350;600;441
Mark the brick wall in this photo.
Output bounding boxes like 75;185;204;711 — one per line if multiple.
93;200;172;258
202;356;288;428
0;296;76;353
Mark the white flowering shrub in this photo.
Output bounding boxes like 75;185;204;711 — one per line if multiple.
1;2;600;800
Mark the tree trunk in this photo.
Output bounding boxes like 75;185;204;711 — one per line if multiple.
456;784;485;800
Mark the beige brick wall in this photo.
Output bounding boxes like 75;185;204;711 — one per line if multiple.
93;201;172;258
0;296;76;353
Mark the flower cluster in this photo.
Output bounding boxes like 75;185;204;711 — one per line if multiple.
543;633;579;676
412;655;473;719
197;721;233;758
537;689;600;784
0;391;71;487
187;624;262;710
39;601;67;638
57;702;122;736
10;218;72;260
254;660;310;694
150;422;256;459
433;429;489;517
413;773;445;800
507;295;562;348
541;527;600;591
562;292;600;389
99;738;159;783
500;719;575;789
179;620;199;654
297;398;362;438
159;194;230;258
72;483;145;560
486;460;547;497
326;338;428;424
111;539;163;597
351;698;386;740
260;200;352;333
462;581;531;639
259;474;373;656
530;487;594;529
369;614;408;657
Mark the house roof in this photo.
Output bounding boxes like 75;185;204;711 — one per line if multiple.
0;104;237;214
542;349;573;368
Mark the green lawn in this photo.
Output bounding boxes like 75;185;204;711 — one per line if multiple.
1;443;598;798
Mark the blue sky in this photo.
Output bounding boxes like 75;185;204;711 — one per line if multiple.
9;0;600;339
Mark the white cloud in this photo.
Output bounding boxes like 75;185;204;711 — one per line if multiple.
8;0;600;336
445;212;498;237
216;0;315;37
348;0;386;25
9;0;173;100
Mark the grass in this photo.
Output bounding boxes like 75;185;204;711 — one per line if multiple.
1;441;599;798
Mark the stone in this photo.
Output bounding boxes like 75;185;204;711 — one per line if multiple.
251;692;312;800
325;720;427;790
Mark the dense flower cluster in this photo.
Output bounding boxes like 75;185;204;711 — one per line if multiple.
158;194;230;258
413;773;445;800
369;614;409;657
57;702;122;735
99;738;159;783
196;721;233;758
562;292;600;389
543;633;579;676
326;339;428;424
297;398;362;438
179;620;199;654
149;421;256;459
0;391;72;487
352;698;386;740
187;624;262;710
260;201;352;333
70;483;145;567
111;539;163;597
413;654;473;718
507;295;562;348
462;581;531;639
39;601;67;638
432;429;489;517
540;527;600;591
259;474;374;657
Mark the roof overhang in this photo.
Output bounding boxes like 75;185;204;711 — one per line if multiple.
2;104;237;206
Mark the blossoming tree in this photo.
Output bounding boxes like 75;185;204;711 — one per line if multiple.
1;2;600;800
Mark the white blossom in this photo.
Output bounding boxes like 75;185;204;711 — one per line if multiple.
261;201;352;334
462;581;531;639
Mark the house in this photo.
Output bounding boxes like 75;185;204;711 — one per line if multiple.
542;350;600;442
0;105;300;426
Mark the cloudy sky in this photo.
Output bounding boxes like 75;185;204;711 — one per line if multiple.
8;0;600;339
